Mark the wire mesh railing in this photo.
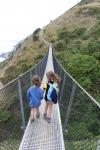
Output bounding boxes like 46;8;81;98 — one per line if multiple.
52;49;100;150
0;49;48;150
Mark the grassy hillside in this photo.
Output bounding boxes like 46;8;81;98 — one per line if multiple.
0;28;48;85
42;0;100;101
0;0;100;149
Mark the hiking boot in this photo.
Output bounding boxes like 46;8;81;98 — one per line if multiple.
43;113;47;119
46;117;51;123
30;118;35;123
36;112;40;118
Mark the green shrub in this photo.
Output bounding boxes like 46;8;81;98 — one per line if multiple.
65;121;92;140
34;54;44;63
58;28;70;39
67;54;99;91
86;24;100;39
32;28;41;41
0;66;19;84
81;38;100;55
33;35;39;41
93;51;100;61
88;7;100;16
58;27;87;42
0;59;8;69
67;40;82;52
33;28;41;35
0;110;12;122
39;42;44;48
72;27;86;38
43;29;46;33
55;40;66;51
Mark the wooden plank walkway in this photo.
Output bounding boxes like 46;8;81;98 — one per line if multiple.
19;44;65;150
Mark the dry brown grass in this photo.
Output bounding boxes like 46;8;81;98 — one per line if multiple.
43;1;99;41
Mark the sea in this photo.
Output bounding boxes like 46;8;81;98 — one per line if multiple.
0;57;5;62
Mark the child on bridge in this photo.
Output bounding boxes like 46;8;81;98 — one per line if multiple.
43;71;60;123
27;75;44;123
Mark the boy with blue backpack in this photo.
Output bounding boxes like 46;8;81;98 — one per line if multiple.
43;71;60;123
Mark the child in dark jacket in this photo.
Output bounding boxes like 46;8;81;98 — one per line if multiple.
27;75;44;123
43;71;60;123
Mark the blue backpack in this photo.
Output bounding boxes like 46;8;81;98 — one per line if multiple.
47;83;58;104
50;88;58;104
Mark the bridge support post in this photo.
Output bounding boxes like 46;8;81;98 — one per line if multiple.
18;75;26;132
59;73;66;104
30;69;33;86
63;80;76;132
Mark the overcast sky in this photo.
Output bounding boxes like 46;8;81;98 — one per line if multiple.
0;0;81;54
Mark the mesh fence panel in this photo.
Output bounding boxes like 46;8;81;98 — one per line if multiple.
0;78;22;150
64;86;100;150
53;51;100;150
0;49;48;150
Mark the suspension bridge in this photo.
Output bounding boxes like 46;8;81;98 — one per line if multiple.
0;44;100;150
